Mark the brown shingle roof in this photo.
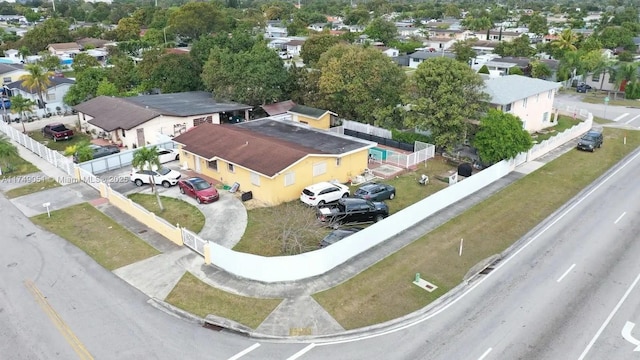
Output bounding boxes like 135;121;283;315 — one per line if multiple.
262;100;296;116
75;96;160;131
75;37;110;48
48;42;82;51
173;123;321;177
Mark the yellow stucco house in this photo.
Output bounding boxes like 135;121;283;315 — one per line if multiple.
287;104;337;130
172;118;375;205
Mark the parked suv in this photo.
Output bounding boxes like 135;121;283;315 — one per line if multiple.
317;198;389;227
577;130;603;152
300;181;350;206
130;167;181;188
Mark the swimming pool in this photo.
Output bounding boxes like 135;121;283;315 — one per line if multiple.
369;147;387;161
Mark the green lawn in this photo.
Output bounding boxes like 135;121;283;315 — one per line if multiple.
233;160;456;257
4;178;60;198
580;92;640;107
313;128;640;330
127;193;205;233
31;203;159;270
0;155;39;179
28;130;91;152
165;272;282;329
531;115;581;142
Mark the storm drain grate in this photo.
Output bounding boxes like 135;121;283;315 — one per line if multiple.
203;322;223;331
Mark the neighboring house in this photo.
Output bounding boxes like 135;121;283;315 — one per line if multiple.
496;57;560;81
308;23;327;32
375;46;399;57
583;71;618;92
0;63;28;85
284;39;305;56
422;37;457;51
476;60;518;76
483;75;562;132
5;77;75;116
47;42;82;56
172;118;375;205
425;28;470;41
73;91;252;149
267;38;289;50
287;104;337;130
75;37;112;49
470;40;500;54
408;50;455;69
261;100;296;120
265;21;288;38
473;30;523;42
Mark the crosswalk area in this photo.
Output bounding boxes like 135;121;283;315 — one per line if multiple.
611;113;640;126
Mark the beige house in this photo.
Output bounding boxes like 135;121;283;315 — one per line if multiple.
0;63;28;85
287;104;336;130
473;30;523;42
73;91;251;149
47;42;83;56
483;75;562;132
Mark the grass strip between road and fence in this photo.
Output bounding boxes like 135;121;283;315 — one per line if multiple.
31;203;160;271
0;155;39;179
4;178;60;198
165;272;282;329
313;128;640;330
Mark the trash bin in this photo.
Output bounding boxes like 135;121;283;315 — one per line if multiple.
241;191;253;202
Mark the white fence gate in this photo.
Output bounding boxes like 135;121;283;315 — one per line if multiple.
181;228;208;256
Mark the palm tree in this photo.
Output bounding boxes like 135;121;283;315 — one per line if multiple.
63;141;94;163
613;62;639;93
9;94;35;133
552;29;578;52
557;51;583;87
0;135;18;175
19;64;53;110
131;146;164;211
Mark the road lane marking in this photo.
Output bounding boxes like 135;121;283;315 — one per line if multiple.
286;344;316;360
313;149;640;347
625;114;640;124
622;321;640;351
24;280;93;360
614;212;627;224
557;264;576;283
614;113;629;122
478;347;492;360
227;343;260;360
578;272;640;360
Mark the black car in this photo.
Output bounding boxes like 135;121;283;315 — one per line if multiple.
317;198;389;227
576;84;592;93
319;227;363;248
73;144;120;163
577;130;603;152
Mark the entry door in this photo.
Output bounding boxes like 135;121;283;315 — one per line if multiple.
136;128;145;147
195;155;201;173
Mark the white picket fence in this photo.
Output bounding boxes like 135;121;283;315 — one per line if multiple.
342;119;392;139
0;120;74;175
527;114;593;161
384;141;436;168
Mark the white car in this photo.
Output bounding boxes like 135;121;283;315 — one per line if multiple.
130;167;181;188
157;148;180;164
300;181;350;206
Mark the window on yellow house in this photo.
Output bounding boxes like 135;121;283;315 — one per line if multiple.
228;163;235;172
284;172;295;186
336;157;341;166
250;172;260;186
312;162;326;176
208;160;218;171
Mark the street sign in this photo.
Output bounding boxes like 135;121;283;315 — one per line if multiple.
605;96;610;103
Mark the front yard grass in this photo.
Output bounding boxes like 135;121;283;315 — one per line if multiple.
165;272;282;329
4;178;60;198
28;130;91;152
234;160;456;257
0;154;39;179
31;203;159;270
531;115;581;142
313;128;640;330
127;193;205;233
580;92;640;107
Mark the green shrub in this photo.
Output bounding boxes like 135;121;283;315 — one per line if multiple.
391;129;433;144
508;67;524;75
478;64;490;74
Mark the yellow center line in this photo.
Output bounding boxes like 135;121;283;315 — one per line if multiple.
24;280;94;360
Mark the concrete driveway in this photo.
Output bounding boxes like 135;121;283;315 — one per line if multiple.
98;164;247;249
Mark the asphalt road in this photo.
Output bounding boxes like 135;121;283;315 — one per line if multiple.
555;92;640;127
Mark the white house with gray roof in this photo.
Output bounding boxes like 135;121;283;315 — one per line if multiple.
483;75;562;132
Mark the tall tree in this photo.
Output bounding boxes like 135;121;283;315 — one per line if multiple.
530;61;552;79
551;29;578;53
19;64;53;110
168;2;228;41
19;18;72;54
71;53;100;74
131;146;164;211
201;44;291;106
404;57;489;150
474;109;533;164
9;94;35;133
526;14;548;36
38;54;61;71
300;34;341;67
143;53;202;93
115;16;141;41
364;17;398;45
613;62;639;92
452;39;477;64
314;44;406;124
63;67;108;106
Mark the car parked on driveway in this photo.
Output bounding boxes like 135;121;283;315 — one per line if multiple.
576;83;592;93
73;144;120;163
300;181;350;206
317;197;389;227
577;130;603;152
42;123;73;142
354;183;396;201
157;148;180;164
178;177;220;204
319;227;363;248
130;167;181;188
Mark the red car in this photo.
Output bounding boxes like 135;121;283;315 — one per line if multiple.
178;177;219;204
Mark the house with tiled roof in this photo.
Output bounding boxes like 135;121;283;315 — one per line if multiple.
47;42;83;56
172;118;375;205
5;76;75;116
73;91;251;149
483;75;562;132
287;104;337;130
